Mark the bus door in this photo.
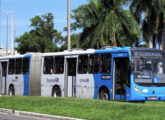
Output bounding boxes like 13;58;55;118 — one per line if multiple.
0;62;8;95
112;56;129;101
65;57;77;97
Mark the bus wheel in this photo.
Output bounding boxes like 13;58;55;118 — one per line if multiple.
9;86;15;96
52;86;61;97
99;89;109;100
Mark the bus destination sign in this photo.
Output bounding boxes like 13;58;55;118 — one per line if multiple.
131;50;165;58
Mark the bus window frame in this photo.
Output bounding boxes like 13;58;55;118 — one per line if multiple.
88;54;99;74
100;53;111;74
15;58;23;75
54;56;64;74
23;57;30;74
78;54;88;74
8;59;15;75
43;56;53;74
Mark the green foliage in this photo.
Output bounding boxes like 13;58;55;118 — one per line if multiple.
1;96;165;120
130;0;165;48
71;0;140;49
16;13;64;54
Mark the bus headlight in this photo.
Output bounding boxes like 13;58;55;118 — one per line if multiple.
134;86;142;93
143;89;148;93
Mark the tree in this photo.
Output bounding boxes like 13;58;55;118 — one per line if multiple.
72;0;140;49
59;33;81;51
16;13;64;54
130;0;165;48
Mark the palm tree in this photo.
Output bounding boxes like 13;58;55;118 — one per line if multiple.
72;0;140;49
72;2;108;48
130;0;165;48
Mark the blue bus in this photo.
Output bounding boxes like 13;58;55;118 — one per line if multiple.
41;47;165;101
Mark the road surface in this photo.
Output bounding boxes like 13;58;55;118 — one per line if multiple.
0;112;50;120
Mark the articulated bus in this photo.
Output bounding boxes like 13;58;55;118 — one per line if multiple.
0;47;165;101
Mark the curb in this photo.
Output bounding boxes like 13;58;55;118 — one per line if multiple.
0;108;84;120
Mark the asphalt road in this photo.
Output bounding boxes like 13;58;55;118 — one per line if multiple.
0;112;49;120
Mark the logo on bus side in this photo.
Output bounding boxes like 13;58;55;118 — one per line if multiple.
80;78;89;83
47;78;59;83
12;79;18;82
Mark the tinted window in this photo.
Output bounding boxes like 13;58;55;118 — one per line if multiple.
100;53;111;73
54;56;64;74
88;54;99;73
8;59;15;74
78;55;88;74
23;58;29;74
43;56;53;74
15;58;22;74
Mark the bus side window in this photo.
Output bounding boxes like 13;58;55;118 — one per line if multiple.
8;59;15;74
23;58;29;74
78;55;88;74
127;66;131;87
15;58;22;74
88;54;99;74
54;56;64;74
43;56;53;74
100;53;111;74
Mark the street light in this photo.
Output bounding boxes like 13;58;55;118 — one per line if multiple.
67;0;71;50
3;11;12;56
11;16;14;56
0;0;1;48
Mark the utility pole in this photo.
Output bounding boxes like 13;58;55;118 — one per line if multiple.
67;0;71;50
11;16;14;56
14;28;16;55
3;11;12;56
0;0;1;48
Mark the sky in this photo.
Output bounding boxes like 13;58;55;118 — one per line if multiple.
0;0;88;49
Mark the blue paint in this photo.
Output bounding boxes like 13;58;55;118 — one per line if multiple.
23;74;30;96
154;77;159;83
93;47;130;100
23;54;31;96
128;81;165;101
92;47;165;101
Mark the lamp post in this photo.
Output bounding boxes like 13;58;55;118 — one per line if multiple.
3;11;12;56
11;16;14;56
67;0;71;50
0;0;1;48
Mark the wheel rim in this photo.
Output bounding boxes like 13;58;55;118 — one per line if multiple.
9;90;12;96
53;91;57;97
103;93;108;100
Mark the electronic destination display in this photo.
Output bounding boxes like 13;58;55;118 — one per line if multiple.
131;49;165;58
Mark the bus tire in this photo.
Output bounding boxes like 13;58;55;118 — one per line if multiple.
52;86;61;97
99;89;109;100
8;85;15;96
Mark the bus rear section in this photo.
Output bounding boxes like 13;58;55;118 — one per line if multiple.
0;60;8;95
3;53;42;96
127;48;165;101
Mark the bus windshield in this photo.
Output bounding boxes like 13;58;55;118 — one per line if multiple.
132;58;165;85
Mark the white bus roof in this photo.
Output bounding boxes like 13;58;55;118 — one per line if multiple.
42;49;95;57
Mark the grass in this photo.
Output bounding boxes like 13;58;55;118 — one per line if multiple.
0;96;165;120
